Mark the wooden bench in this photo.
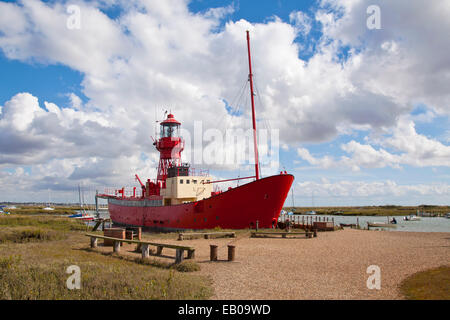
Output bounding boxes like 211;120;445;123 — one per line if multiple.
85;233;195;264
177;231;236;241
251;231;316;239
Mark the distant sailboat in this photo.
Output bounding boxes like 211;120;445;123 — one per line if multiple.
306;190;316;215
43;189;55;211
70;184;94;220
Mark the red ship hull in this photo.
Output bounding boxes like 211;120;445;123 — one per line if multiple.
107;174;294;231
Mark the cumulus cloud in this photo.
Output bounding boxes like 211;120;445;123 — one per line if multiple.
298;116;450;171
0;0;449;202
295;179;450;205
289;11;312;35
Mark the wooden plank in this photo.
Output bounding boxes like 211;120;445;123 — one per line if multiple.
251;232;309;236
178;232;235;237
92;221;102;232
251;232;315;238
175;249;184;264
141;244;149;259
85;233;194;251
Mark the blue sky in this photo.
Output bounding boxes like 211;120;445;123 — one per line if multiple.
0;0;449;205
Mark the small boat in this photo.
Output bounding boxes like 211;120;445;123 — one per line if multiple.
73;213;95;221
340;223;356;228
43;189;54;211
70;184;95;221
403;215;421;221
368;222;397;228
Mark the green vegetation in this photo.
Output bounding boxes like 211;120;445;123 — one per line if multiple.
0;215;87;231
0;228;67;243
400;266;450;300
173;261;202;272
0;215;213;300
283;205;450;216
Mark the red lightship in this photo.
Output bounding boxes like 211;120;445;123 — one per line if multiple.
98;32;294;230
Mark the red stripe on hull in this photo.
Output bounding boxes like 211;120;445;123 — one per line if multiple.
108;174;294;230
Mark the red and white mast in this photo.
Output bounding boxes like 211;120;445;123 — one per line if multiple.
246;31;260;180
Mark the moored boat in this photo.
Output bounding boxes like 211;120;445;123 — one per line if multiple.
367;222;397;228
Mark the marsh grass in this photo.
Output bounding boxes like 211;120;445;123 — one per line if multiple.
400;265;450;300
0;215;87;231
0;255;211;299
0;215;213;300
0;227;67;243
173;261;201;272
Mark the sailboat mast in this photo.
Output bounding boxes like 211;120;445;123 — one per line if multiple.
246;30;260;180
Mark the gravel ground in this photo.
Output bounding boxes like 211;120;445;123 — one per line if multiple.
95;229;449;299
171;229;449;299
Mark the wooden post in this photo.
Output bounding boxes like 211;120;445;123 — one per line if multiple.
156;246;163;256
204;234;210;239
256;220;259;232
136;227;142;240
113;240;120;253
357;217;359;229
141;244;149;259
228;245;235;261
90;237;97;248
210;245;218;261
178;233;184;241
187;249;195;259
305;230;309;238
313;229;317;237
175;249;184;264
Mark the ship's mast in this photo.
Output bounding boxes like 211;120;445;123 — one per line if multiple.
246;30;260;180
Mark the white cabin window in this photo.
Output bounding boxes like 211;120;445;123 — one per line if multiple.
180;179;183;184
193;180;197;184
186;179;190;184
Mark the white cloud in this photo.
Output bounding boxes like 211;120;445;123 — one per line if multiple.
296;179;450;199
0;0;449;202
289;11;312;35
298;116;450;170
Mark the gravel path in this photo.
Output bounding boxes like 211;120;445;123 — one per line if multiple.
172;229;449;299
